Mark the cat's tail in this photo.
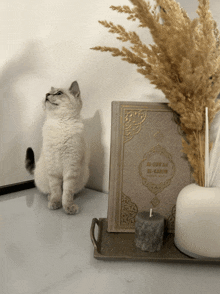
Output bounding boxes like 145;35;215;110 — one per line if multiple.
25;147;35;175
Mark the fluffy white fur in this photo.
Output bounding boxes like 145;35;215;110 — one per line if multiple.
34;81;89;214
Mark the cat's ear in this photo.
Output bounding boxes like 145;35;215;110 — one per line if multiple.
69;81;80;98
51;87;55;91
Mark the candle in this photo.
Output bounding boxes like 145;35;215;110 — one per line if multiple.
174;183;220;259
135;210;165;252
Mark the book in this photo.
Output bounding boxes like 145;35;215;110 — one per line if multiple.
108;102;193;233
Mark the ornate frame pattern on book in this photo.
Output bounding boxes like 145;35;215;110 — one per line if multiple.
108;102;193;233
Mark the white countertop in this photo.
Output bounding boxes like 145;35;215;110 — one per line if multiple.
0;188;220;294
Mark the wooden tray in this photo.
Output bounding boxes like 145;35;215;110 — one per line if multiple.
90;218;220;263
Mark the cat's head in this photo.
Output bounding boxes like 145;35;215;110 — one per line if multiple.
44;81;82;119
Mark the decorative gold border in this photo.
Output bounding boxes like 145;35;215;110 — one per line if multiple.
118;105;150;228
118;104;174;229
120;192;138;227
123;109;147;143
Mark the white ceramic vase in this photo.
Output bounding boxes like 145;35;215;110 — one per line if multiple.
174;183;220;259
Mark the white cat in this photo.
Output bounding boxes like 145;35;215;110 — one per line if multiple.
25;81;89;214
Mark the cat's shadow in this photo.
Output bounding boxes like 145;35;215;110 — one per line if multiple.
83;110;105;192
0;41;45;186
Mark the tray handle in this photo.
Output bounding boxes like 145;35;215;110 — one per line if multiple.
90;218;100;252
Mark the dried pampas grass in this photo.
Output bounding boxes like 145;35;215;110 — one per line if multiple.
91;0;220;186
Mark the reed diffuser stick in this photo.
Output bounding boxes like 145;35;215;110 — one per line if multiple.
205;107;210;187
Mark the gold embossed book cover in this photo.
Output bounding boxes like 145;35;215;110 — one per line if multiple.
108;102;193;233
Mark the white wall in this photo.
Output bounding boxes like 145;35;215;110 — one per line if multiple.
1;0;220;192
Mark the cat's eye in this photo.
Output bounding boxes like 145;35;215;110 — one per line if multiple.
56;91;63;95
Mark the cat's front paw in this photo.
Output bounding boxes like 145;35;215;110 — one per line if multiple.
48;199;62;210
63;203;79;215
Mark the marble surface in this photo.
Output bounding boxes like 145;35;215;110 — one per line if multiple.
1;188;220;294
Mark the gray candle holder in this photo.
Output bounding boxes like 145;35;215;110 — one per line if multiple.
135;211;165;252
